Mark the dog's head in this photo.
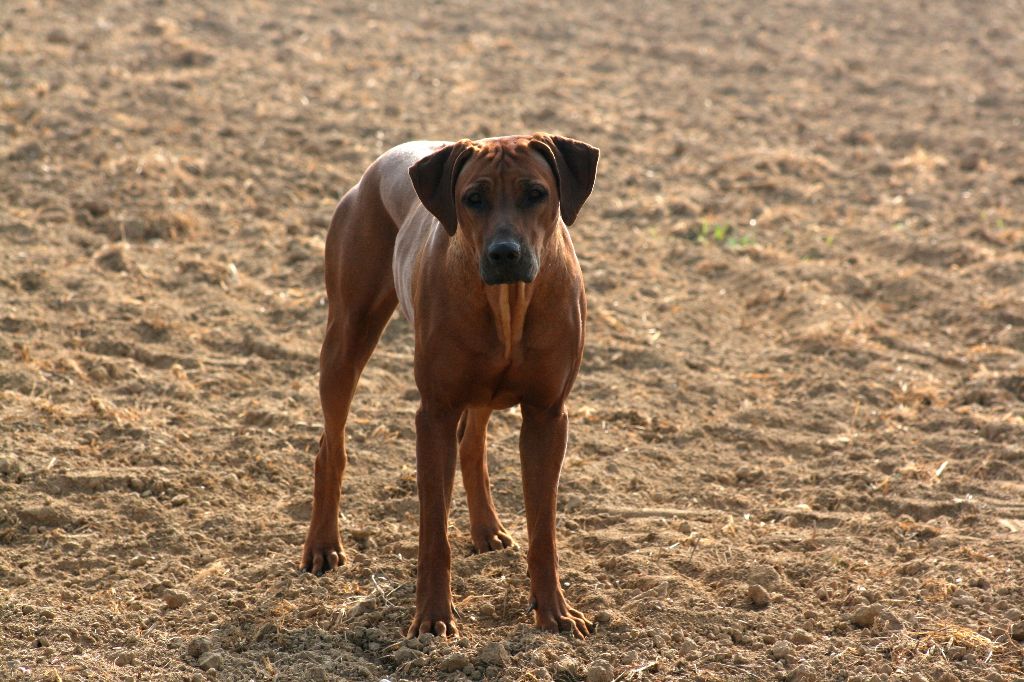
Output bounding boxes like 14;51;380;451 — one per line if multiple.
409;134;599;285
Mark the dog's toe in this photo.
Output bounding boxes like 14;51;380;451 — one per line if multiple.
300;538;346;574
471;526;516;554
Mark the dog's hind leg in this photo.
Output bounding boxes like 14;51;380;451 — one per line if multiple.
301;179;398;574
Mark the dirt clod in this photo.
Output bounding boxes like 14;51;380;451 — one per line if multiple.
747;565;783;591
586;661;615;682
476;641;510;666
0;455;21;475
441;652;471;672
187;637;212;659
770;641;794;661
791;629;814;645
93;244;132;273
788;664;818;682
17;505;69;528
748;583;771;608
196;651;223;671
393;647;421;664
163;590;189;610
850;603;883;628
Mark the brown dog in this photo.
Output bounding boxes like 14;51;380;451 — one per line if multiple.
300;134;599;638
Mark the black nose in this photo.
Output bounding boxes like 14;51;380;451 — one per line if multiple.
487;240;521;264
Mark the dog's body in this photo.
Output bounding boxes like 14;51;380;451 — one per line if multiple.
300;134;599;638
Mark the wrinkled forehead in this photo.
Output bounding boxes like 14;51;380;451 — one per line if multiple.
457;138;556;189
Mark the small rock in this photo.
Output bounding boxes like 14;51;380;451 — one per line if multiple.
747;564;783;591
18;505;68;528
878;610;903;631
677;636;698;655
850;603;882;628
770;641;793;660
1010;621;1024;641
129;555;147;568
163;589;189;609
748;583;771;608
347;598;375;618
586;661;615;682
788;664;817;682
7;141;43;162
441;652;471;672
0;455;22;475
253;622;278;642
94;243;132;273
791;629;814;645
477;641;510;666
196;651;223;671
554;658;582;678
187;636;212;659
959;153;981;171
735;465;764;483
113;651;134;666
417;632;434;647
170;494;189;507
394;647;422;664
46;28;71;44
595;609;613;624
82;199;110;217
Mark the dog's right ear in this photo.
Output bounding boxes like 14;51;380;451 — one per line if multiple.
409;140;475;236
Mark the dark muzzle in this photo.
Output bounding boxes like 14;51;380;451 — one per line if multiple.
480;237;538;284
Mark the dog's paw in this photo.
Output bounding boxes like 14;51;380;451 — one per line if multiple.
531;593;594;639
470;524;516;553
300;534;346;575
407;601;459;638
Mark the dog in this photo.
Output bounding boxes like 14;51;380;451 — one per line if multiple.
300;134;599;638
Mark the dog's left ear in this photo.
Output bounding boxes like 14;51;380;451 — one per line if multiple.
528;134;600;226
409;139;475;236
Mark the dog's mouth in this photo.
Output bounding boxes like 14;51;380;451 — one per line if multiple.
479;245;539;285
481;267;537;285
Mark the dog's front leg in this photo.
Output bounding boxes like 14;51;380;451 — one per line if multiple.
407;405;460;638
519;404;594;638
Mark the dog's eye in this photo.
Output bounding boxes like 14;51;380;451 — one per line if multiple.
464;191;484;208
527;187;547;203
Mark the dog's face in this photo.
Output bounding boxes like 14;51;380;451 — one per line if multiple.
455;140;557;284
410;134;599;286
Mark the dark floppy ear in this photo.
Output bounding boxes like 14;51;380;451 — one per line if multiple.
408;139;475;236
528;134;600;226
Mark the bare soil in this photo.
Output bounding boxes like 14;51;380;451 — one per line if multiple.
2;1;1024;680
